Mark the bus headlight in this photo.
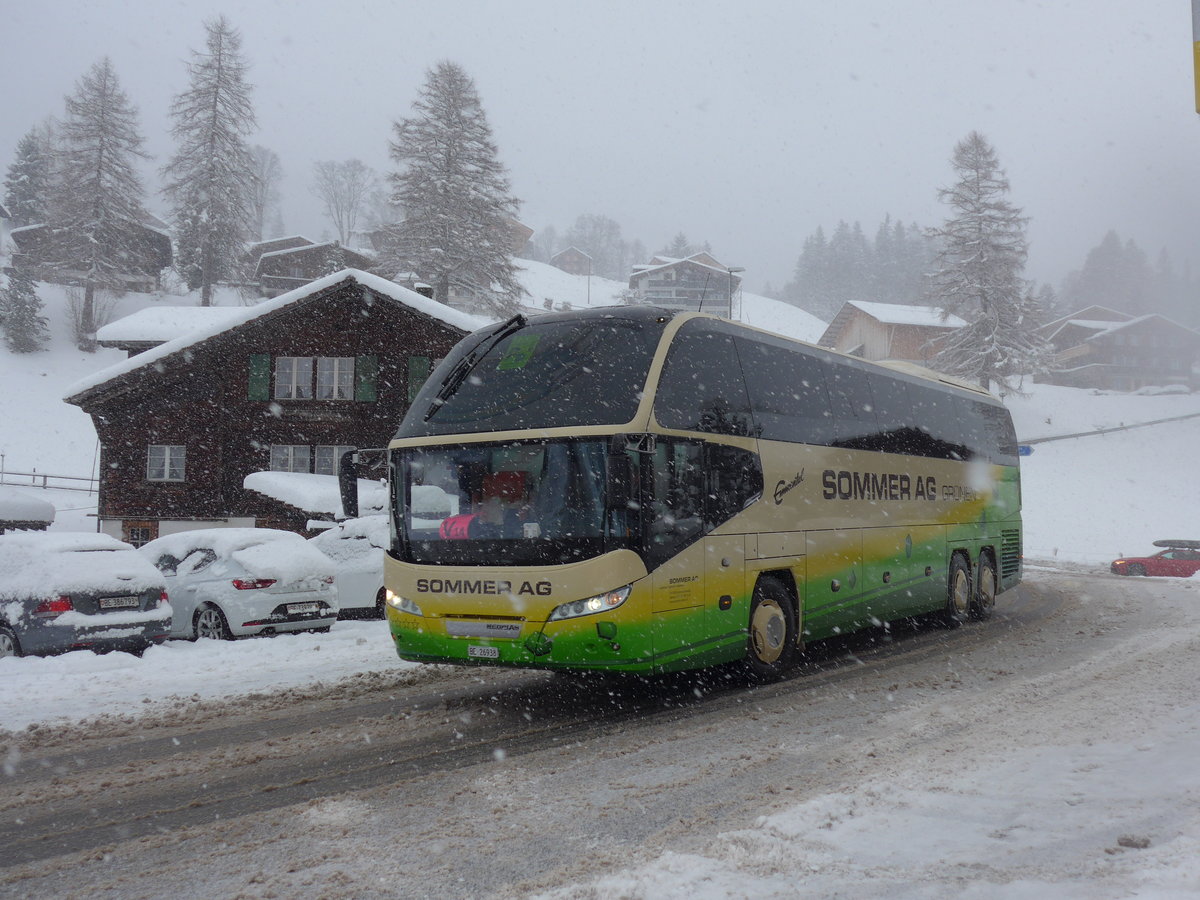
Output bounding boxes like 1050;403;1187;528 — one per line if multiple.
386;589;424;617
547;586;630;622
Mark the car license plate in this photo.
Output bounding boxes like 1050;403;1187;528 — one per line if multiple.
468;645;500;659
99;596;140;610
287;602;320;615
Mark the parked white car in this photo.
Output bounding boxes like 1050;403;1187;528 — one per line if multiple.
308;515;389;618
0;531;170;657
139;528;337;640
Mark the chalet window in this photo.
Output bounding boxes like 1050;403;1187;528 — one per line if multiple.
147;445;186;482
270;444;356;475
315;445;356;476
270;444;311;473
408;355;431;402
317;357;355;400
275;357;314;399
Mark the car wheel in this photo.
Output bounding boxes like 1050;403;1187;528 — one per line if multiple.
972;554;997;620
374;587;387;619
0;624;21;658
1128;563;1146;577
745;577;797;681
193;604;233;641
942;553;972;627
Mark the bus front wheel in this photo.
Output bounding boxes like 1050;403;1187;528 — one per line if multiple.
942;553;972;627
745;578;797;681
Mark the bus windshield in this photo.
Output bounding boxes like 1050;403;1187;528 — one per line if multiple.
396;312;668;438
395;439;635;566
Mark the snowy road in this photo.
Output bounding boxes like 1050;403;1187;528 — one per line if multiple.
1;570;1198;898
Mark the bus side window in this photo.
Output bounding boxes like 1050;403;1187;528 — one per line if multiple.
737;337;836;445
655;324;754;436
828;363;880;449
704;444;763;527
646;441;706;564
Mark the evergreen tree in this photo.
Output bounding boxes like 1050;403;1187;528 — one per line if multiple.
162;17;257;305
564;214;629;278
386;61;524;313
45;57;150;351
247;144;283;242
927;131;1049;391
0;266;49;352
3;126;55;227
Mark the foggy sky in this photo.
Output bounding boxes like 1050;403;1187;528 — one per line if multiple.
3;0;1198;294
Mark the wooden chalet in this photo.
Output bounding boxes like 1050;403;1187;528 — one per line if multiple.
818;301;966;364
253;240;375;298
65;269;481;544
628;253;742;314
550;247;593;276
9;214;172;292
1035;307;1200;391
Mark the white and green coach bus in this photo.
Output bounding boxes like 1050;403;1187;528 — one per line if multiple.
368;305;1021;678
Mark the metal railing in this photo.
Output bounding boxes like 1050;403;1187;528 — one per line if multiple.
0;469;98;494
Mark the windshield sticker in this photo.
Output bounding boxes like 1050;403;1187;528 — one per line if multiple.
497;334;540;371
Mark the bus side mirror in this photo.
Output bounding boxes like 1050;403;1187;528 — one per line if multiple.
607;453;633;512
339;450;360;519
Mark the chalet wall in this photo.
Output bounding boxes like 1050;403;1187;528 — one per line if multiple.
81;279;468;536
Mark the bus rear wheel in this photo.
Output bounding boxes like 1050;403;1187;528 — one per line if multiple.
972;554;997;620
942;553;972;627
745;578;797;681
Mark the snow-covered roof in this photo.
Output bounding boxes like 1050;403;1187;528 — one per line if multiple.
96;306;243;345
0;486;55;524
845;300;966;328
629;254;732;280
64;269;488;403
243;471;386;519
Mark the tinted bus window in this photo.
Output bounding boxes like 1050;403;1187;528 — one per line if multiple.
655;324;754;436
828;362;880;448
737;337;837;445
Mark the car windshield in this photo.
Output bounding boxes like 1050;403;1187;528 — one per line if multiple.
396;438;634;566
396;312;667;438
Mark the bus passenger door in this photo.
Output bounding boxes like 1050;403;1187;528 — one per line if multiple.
803;529;862;639
705;534;746;643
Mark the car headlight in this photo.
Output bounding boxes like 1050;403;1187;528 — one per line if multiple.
386;589;423;616
547;586;631;622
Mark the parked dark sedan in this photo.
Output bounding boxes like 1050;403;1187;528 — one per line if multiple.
1110;540;1200;578
0;531;171;658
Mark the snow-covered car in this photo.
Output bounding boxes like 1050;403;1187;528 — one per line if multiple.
1110;540;1200;578
0;531;171;658
308;515;389;618
139;528;337;640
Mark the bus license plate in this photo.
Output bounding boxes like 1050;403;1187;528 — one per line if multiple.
468;645;500;659
288;602;320;615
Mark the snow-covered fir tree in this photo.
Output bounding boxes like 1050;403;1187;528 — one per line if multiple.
311;159;377;246
3;126;55;227
0;266;49;352
46;57;150;351
162;17;257;305
386;61;524;314
927;131;1049;392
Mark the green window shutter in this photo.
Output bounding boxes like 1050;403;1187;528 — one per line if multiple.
408;355;431;403
355;355;378;402
248;354;271;401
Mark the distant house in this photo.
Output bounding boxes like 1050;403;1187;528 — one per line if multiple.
550;247;593;277
0;486;55;534
1036;307;1200;391
253;241;374;298
65;269;479;544
9;213;173;292
96;307;242;357
817;301;966;364
628;253;742;314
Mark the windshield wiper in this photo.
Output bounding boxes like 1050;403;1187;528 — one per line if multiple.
423;313;527;421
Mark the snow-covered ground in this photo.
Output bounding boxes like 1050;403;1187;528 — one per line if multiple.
2;270;1199;895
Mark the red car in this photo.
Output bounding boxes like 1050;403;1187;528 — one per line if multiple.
1111;540;1200;577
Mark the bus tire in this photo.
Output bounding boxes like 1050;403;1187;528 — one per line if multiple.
942;553;972;627
745;577;797;681
972;553;998;620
